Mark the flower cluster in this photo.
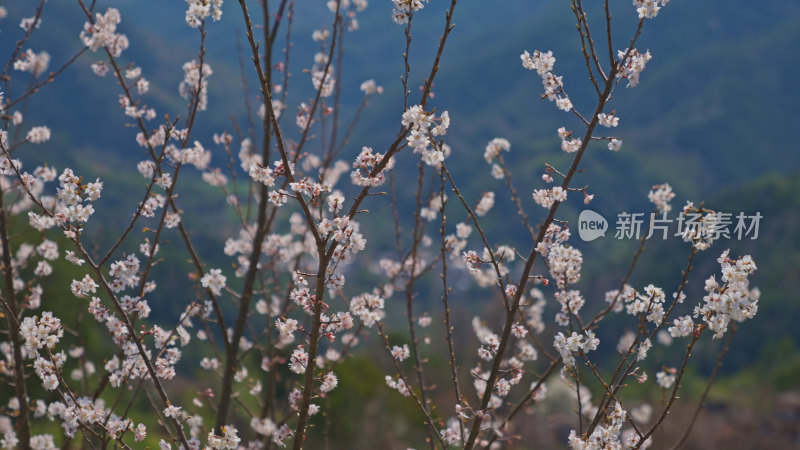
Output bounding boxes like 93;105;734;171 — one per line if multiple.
461;245;515;287
521;49;572;111
207;425;241;450
474;191;495;216
359;79;383;95
391;0;426;25
677;202;724;251
668;315;694;338
648;182;675;213
554;331;600;367
547;243;583;290
14;50;50;77
320;216;367;263
532;186;567;209
656;369;676;389
391;344;411;361
320;371;339;393
257;99;285;123
385;375;411;396
597;112;620;128
32;355;63;391
179;60;213;111
311;63;335;98
201;268;227;295
420;192;445;222
634;0;670;19
484;137;510;164
20;312;63;353
350;146;394;187
401;105;451;167
289;347;309;374
622;284;668;324
80;8;129;56
26;126;51;144
695;250;759;338
69;273;99;298
473;318;501;361
567;401;651;449
108;254;140;292
36;168;103;231
617;48;652;87
553;290;585;326
349;292;385;327
520;49;555;75
185;0;223;28
557;127;582;154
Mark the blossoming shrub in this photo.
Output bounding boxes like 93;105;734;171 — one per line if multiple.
0;0;758;448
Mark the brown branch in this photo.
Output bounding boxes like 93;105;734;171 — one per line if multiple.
376;323;447;448
5;48;88;111
636;327;704;447
439;169;465;443
291;255;331;449
0;183;31;449
670;327;736;449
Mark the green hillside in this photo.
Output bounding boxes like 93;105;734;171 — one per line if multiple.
1;0;797;389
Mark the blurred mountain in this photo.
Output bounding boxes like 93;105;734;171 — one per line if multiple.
1;0;797;376
2;0;798;194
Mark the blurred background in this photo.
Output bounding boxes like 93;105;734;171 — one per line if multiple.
1;0;798;447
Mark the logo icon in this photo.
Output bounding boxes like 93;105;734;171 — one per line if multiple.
578;210;607;241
